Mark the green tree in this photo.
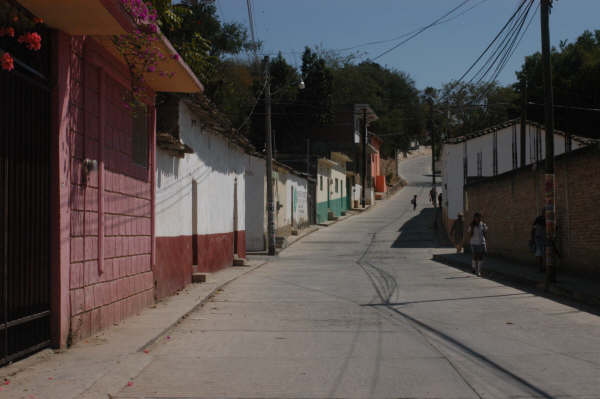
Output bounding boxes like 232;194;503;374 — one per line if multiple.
516;29;600;139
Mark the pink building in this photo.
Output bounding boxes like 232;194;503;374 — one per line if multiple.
370;134;387;193
0;0;201;363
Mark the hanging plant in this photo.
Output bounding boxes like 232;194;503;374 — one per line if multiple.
0;2;44;72
113;0;177;110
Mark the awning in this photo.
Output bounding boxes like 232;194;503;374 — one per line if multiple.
318;158;338;168
331;152;352;163
18;0;203;93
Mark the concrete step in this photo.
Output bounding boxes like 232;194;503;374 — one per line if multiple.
233;255;248;266
191;273;206;283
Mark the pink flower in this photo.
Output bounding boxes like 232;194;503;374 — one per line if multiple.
18;32;42;51
146;65;155;72
172;54;179;61
1;52;14;71
0;27;15;37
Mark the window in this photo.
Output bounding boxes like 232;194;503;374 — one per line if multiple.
132;105;148;167
477;152;483;177
320;175;323;191
335;178;339;193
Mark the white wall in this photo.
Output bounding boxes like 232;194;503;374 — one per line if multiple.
156;101;247;238
286;173;309;227
442;122;588;221
245;155;266;251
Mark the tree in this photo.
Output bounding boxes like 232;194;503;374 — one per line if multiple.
516;29;600;139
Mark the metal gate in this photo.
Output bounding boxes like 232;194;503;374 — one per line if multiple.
0;20;51;365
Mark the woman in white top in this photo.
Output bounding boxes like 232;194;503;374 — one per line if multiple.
468;212;487;276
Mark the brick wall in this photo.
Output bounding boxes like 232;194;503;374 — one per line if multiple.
465;146;600;277
67;38;154;343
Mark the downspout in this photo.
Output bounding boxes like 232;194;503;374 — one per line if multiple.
97;70;105;275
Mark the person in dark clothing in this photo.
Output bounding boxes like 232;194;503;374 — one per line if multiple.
438;192;443;208
532;213;546;272
430;188;436;207
411;194;417;211
450;213;465;253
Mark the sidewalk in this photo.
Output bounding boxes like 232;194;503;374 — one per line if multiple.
433;252;600;309
0;260;267;399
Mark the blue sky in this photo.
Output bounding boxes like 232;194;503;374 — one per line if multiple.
215;0;600;90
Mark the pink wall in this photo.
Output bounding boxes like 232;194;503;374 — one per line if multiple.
53;34;155;346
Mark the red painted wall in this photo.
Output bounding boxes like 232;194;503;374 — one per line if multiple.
55;36;155;344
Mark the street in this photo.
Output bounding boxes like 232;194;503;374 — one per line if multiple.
117;155;600;399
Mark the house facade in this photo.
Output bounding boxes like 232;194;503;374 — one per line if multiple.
154;96;250;299
245;157;311;251
0;0;201;363
441;119;591;229
316;154;350;224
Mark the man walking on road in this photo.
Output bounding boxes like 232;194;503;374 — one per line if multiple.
430;187;436;207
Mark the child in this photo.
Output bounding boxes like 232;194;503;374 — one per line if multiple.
468;212;487;276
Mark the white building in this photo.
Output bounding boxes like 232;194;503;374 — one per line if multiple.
441;119;591;226
155;96;253;298
244;157;311;252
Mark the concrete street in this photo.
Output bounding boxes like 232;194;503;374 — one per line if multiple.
117;155;600;399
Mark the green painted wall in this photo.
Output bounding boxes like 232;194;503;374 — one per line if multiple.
317;196;348;223
317;201;329;224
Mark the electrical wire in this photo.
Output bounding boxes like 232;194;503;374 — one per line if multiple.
371;0;474;61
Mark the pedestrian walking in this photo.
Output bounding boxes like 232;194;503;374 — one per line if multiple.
411;194;417;211
531;213;546;272
430;188;436;207
438;192;443;208
450;213;464;253
467;212;487;276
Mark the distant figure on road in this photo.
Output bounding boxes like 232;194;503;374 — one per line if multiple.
532;213;546;272
438;192;443;208
468;212;487;276
450;213;464;253
430;188;436;207
411;195;417;210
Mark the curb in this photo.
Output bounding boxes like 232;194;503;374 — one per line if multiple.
432;254;600;309
138;260;268;352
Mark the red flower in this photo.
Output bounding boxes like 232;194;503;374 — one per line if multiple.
0;27;15;37
18;32;42;51
33;17;44;24
1;53;14;71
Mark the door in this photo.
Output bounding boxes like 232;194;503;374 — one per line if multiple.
0;24;52;365
233;178;238;254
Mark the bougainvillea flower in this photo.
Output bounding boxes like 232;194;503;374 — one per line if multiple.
172;54;179;61
1;52;14;71
0;27;15;37
33;17;44;24
18;32;42;51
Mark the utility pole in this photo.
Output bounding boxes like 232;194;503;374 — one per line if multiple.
428;97;436;206
520;79;527;167
361;108;367;208
540;0;556;285
305;138;310;174
264;56;276;256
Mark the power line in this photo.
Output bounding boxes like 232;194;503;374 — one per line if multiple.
371;0;474;61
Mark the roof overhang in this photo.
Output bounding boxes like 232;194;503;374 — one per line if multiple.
331;152;353;163
18;0;203;93
318;158;338;168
